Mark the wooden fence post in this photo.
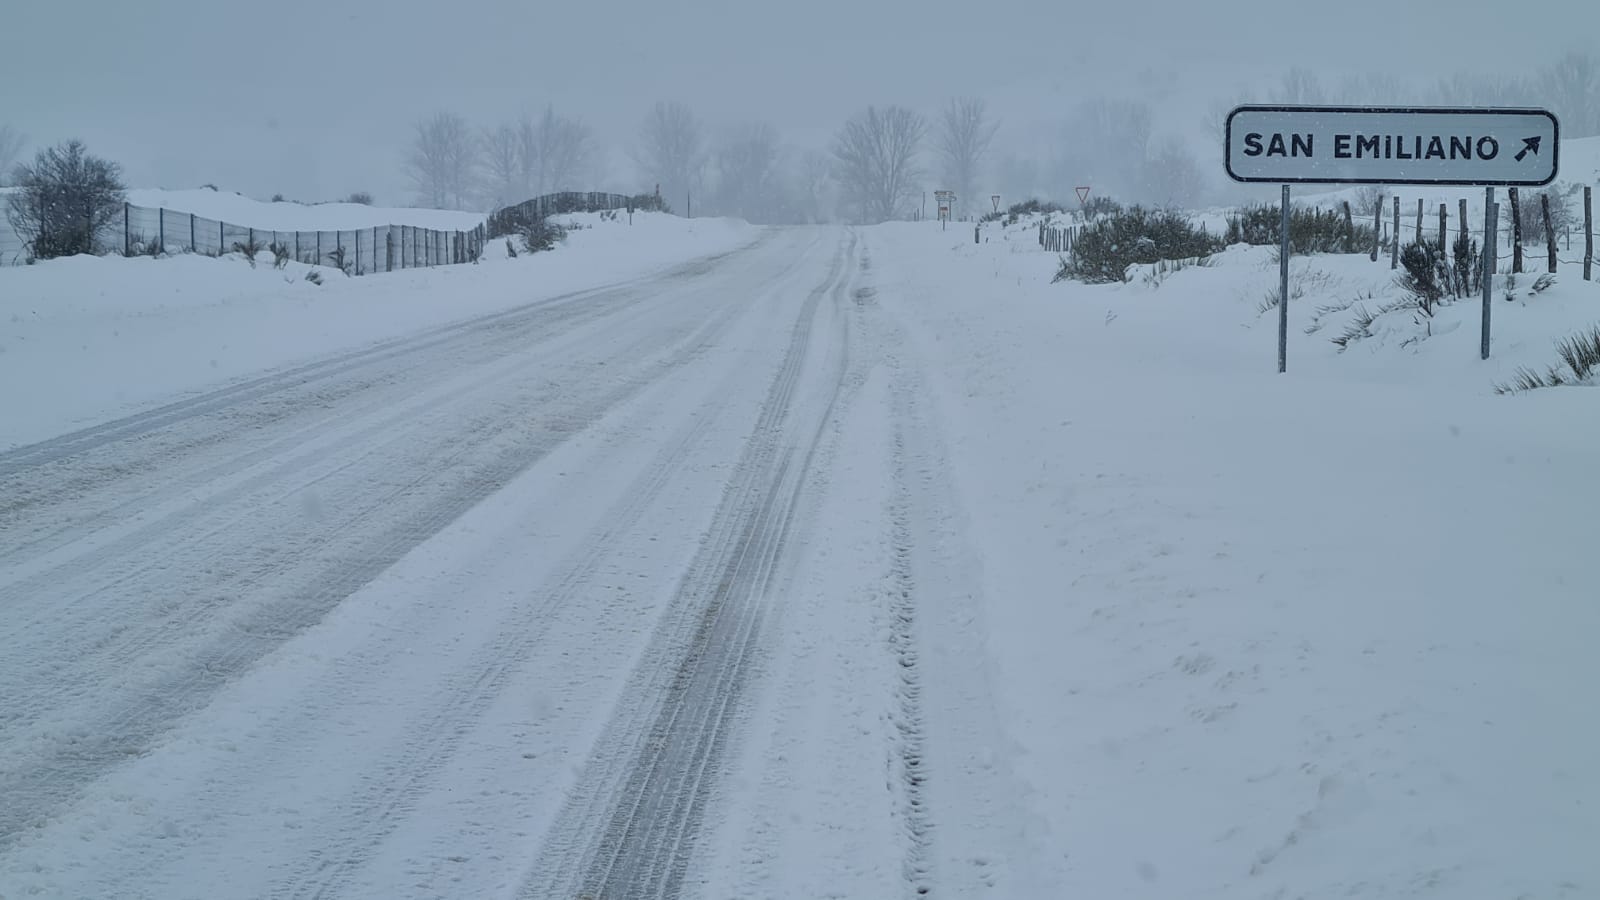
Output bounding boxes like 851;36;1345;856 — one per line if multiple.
1370;197;1381;262
1415;198;1423;245
1342;200;1353;247
1508;187;1523;273
1391;196;1400;269
1438;203;1447;248
1542;194;1557;274
1459;199;1469;251
123;203;131;255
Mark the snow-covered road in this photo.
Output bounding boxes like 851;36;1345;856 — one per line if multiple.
1;227;900;897
3;219;1595;900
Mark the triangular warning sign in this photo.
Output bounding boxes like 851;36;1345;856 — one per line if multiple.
1075;186;1092;205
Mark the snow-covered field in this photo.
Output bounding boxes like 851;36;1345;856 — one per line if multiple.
121;187;492;232
0;189;1595;900
0;211;757;448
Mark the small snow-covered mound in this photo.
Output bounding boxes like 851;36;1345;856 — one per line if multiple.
123;188;488;232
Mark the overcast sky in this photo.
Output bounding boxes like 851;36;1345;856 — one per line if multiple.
4;0;1591;205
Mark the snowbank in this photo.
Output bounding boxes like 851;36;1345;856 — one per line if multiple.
873;218;1599;900
122;188;489;232
0;212;759;448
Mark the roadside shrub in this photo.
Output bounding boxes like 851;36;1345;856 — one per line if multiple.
269;241;292;269
1055;206;1223;284
1518;189;1572;243
5;139;126;260
487;204;539;239
345;191;374;205
1226;203;1376;254
505;238;518;258
630;192;671;214
1397;240;1450;315
1494;324;1600;393
986;198;1065;224
1081;195;1122;220
125;234;163;258
325;243;351;275
522;217;568;254
232;234;266;267
304;269;323;285
1452;232;1481;297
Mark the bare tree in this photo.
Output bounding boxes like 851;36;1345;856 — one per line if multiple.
832;105;927;224
633;101;705;209
1541;51;1600;137
712;122;781;222
516;105;596;197
406;112;477;209
0;125;25;186
798;149;835;224
1272;67;1325;105
476;122;521;206
479;123;523;208
7;139;125;259
934;97;999;217
1056;98;1151;201
1142;137;1205;209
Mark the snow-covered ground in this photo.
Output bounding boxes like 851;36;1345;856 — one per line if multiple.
121;187;491;231
0;198;1595;900
0;211;757;448
848;216;1600;899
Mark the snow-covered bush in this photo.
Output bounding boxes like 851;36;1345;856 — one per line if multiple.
1055;206;1222;284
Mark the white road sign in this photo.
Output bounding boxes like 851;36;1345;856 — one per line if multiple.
1225;106;1559;186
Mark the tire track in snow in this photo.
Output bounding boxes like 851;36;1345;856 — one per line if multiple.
0;239;761;482
521;231;857;900
264;235;829;900
888;416;936;899
0;235;800;853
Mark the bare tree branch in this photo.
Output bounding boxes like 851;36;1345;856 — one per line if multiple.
712;122;781;222
633;101;705;208
935;98;998;216
0;125;25;187
832;105;927;224
479;124;522;209
406;112;477;210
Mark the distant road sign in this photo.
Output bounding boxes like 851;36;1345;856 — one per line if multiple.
1075;186;1091;205
1225;105;1559;186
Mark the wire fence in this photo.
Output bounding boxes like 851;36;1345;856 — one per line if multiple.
0;190;646;270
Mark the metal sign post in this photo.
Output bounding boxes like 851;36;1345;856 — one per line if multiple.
1226;104;1560;370
934;190;955;230
1279;184;1290;374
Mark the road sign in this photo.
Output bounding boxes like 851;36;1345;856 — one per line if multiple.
992;194;1001;212
1075;186;1091;205
1225;105;1559;186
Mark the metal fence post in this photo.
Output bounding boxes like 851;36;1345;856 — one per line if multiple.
159;209;165;253
316;231;321;266
190;214;196;253
354;229;361;275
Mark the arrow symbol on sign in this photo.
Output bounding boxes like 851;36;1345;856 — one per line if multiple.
1514;136;1542;161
